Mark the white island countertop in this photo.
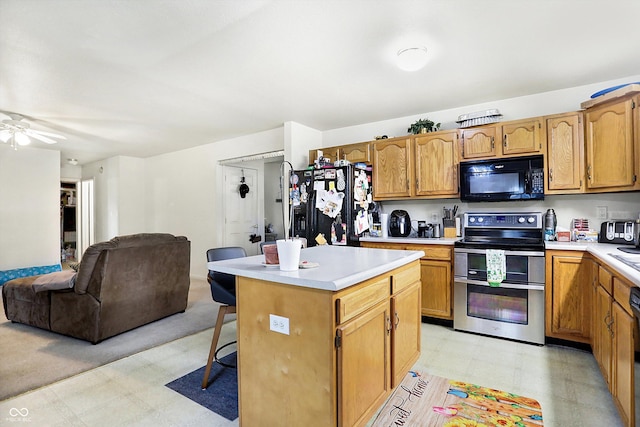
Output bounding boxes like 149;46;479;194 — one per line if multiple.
207;245;425;291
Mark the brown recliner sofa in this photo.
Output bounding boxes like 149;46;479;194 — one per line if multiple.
2;233;191;344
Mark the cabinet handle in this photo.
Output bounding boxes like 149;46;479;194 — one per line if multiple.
491;137;495;150
587;165;592;180
386;315;392;335
503;135;507;147
549;168;553;182
395;312;400;329
604;311;611;327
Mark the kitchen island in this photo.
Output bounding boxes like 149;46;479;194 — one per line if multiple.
207;245;424;427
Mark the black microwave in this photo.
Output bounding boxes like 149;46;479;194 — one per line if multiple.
459;155;544;202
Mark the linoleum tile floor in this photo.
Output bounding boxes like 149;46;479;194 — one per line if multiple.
0;322;631;426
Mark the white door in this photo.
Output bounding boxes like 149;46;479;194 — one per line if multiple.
78;178;95;259
223;166;259;255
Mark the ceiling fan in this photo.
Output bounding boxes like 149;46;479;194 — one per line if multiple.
0;113;67;149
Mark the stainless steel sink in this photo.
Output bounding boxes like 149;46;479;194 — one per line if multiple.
609;253;640;273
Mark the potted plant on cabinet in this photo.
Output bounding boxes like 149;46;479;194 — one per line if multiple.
408;118;441;134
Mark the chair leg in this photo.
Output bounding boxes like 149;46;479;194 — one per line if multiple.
201;304;236;390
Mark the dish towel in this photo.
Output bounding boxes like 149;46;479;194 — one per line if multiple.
486;249;506;287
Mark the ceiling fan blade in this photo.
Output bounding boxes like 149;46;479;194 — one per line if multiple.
29;129;67;140
25;130;58;144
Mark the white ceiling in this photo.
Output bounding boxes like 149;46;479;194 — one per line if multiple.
1;0;639;165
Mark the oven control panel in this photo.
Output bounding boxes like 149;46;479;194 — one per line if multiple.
463;212;542;229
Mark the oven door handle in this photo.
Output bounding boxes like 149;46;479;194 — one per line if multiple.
455;278;545;291
454;248;545;257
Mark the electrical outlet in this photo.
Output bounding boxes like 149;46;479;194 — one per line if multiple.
269;314;289;335
596;206;608;220
431;212;439;222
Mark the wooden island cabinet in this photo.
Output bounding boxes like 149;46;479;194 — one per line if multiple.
208;245;423;427
361;240;454;320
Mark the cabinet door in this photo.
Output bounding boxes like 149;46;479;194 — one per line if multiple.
420;259;452;319
459;126;498;159
585;98;637;190
336;300;391;427
612;301;634;427
372;137;412;199
546;254;592;342
309;146;341;165
340;142;371;163
391;281;421;388
546;112;585;193
595;285;613;388
502;117;544;155
414;131;459;196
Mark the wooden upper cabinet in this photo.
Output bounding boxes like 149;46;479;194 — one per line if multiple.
309;142;371;165
545;111;585;193
309;146;340;166
585;96;638;191
459;125;498;159
414;130;459;197
372;136;412;199
502;117;545;155
340;141;371;163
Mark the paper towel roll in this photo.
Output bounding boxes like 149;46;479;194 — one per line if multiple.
380;213;389;238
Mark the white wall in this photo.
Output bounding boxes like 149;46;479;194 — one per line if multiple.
145;126;285;278
82;156;146;242
264;160;284;239
322;75;640;147
0;146;60;270
321;75;640;232
117;156;146;235
284;121;323;169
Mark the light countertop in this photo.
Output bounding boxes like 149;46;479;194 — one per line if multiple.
207;245;424;292
360;236;458;245
546;241;640;287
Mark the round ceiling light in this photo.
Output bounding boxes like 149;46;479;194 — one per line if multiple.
396;46;428;72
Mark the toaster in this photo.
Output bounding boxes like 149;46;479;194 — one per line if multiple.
598;220;639;245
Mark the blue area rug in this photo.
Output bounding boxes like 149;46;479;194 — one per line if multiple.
165;352;238;421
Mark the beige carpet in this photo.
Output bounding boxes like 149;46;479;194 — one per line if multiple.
0;278;223;401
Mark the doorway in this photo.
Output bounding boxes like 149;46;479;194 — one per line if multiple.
60;178;95;265
222;166;260;255
60;181;78;263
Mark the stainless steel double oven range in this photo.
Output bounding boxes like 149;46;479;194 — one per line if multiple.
454;212;545;345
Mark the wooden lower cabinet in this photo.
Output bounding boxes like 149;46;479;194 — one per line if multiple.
361;242;454;320
592;264;636;427
544;251;593;343
236;261;421;427
547;250;636;427
420;259;452;319
391;281;421;387
612;298;634;427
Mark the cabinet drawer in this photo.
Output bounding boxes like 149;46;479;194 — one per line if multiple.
392;262;421;294
599;266;613;295
336;277;390;324
361;242;406;250
613;277;633;316
405;245;451;260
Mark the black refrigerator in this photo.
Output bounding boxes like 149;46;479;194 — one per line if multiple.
290;164;373;247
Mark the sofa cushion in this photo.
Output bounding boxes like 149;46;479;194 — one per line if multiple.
75;241;116;294
32;270;77;293
2;277;51;329
111;233;184;248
